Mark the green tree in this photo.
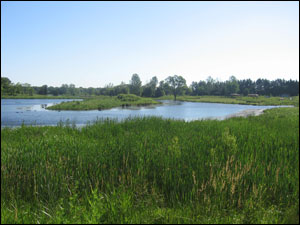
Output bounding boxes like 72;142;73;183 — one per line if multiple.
39;85;48;95
28;87;34;96
165;75;187;101
129;74;142;96
69;84;76;96
60;84;69;95
225;76;239;95
142;76;158;97
154;87;165;97
114;82;129;95
158;81;171;96
15;83;23;95
1;77;12;95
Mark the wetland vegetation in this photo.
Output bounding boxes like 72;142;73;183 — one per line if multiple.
1;75;299;223
1;107;299;224
46;94;160;111
159;95;299;107
2;2;299;224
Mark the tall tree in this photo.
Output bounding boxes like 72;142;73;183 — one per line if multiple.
225;76;239;95
129;74;142;96
142;76;158;97
165;75;187;101
69;84;76;96
1;77;12;96
39;85;48;95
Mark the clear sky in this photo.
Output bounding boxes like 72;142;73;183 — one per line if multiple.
1;1;299;87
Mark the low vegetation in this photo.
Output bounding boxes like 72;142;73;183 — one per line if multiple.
46;94;160;111
1;107;299;224
159;95;299;106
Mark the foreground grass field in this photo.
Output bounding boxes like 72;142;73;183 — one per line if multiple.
1;107;299;224
46;94;160;111
159;95;299;107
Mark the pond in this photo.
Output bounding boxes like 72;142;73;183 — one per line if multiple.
1;99;282;127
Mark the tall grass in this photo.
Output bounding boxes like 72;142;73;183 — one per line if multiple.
1;107;299;223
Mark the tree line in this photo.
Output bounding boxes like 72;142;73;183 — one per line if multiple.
1;74;299;99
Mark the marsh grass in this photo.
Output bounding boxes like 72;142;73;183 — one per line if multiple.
1;107;299;223
159;95;299;106
46;94;160;111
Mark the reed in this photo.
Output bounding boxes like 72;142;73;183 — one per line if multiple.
1;107;299;223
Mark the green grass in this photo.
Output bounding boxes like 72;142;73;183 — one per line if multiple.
158;95;299;106
1;107;299;224
46;94;161;111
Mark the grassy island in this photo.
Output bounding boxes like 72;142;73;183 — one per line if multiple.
46;94;161;111
1;107;299;224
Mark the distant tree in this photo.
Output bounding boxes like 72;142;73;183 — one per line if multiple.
149;76;158;89
242;88;249;96
102;83;114;96
142;76;158;97
183;86;192;95
87;87;95;96
158;80;172;96
39;85;48;95
1;77;12;88
286;79;299;96
59;84;69;95
225;76;239;95
141;85;152;97
213;81;225;96
165;75;187;101
1;75;298;98
154;87;165;97
238;79;255;96
105;83;114;89
28;87;34;96
21;83;31;95
129;74;142;96
197;81;208;95
69;84;76;96
1;77;12;95
114;82;129;95
190;81;198;96
206;76;215;95
15;83;23;95
48;86;59;96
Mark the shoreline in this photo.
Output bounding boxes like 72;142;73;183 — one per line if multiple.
225;105;295;119
225;108;267;119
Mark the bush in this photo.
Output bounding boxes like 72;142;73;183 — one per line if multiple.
117;94;141;102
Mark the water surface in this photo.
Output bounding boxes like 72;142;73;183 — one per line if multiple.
1;99;281;127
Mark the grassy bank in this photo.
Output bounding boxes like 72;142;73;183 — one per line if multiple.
46;94;160;111
1;107;299;224
158;95;299;106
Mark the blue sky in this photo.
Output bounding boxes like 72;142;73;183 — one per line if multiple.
1;1;299;87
